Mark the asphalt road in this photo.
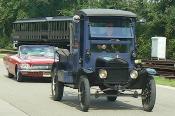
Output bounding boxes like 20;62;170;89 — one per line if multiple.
0;59;175;116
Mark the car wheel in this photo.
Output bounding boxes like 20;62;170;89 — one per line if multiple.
142;77;156;112
8;71;14;78
78;76;90;112
16;68;23;82
51;68;64;101
107;96;117;102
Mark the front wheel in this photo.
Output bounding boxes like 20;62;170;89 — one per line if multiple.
78;76;90;112
16;68;23;82
8;71;14;78
51;68;64;101
142;77;156;112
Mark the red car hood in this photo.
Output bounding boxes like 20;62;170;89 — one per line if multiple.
21;56;55;64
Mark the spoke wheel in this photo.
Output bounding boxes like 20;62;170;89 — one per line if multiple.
142;77;156;112
51;68;64;101
78;76;90;112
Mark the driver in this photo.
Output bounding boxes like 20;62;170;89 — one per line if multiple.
106;23;114;37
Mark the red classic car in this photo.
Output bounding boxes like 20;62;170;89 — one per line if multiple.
3;45;56;82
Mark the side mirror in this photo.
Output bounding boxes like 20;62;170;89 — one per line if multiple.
73;15;80;23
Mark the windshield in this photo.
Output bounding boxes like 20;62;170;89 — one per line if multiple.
89;17;134;38
20;46;54;58
91;40;131;53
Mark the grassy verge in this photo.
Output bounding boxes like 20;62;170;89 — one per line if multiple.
0;49;17;54
0;54;5;58
0;49;17;58
155;77;175;87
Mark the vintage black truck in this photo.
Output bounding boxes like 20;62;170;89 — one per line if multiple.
51;9;157;112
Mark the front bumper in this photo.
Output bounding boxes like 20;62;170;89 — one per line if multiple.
19;70;51;77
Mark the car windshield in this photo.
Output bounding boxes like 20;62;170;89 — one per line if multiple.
89;17;134;39
20;46;54;58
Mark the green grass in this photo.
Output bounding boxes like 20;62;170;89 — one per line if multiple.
155;77;175;87
0;49;17;58
0;54;5;58
0;49;17;54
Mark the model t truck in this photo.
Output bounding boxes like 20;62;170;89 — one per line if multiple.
51;9;156;112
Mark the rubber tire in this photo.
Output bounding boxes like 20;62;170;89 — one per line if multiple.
107;96;117;102
51;68;64;101
16;68;23;82
78;76;90;112
142;77;156;112
8;71;14;78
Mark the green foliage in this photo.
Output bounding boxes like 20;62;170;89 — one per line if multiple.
0;0;175;59
167;39;175;60
137;36;151;59
0;36;13;49
155;77;175;87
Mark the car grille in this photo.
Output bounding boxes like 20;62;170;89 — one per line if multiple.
105;68;129;83
96;57;129;83
31;64;52;70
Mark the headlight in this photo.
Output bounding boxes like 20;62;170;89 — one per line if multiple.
99;69;108;79
135;59;142;64
130;70;138;79
101;45;107;50
19;64;30;69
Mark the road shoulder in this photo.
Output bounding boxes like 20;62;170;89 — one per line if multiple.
157;84;175;90
0;99;28;116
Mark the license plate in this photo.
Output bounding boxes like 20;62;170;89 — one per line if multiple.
43;72;51;77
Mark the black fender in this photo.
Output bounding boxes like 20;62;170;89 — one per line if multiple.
77;68;94;85
140;68;157;77
52;62;67;71
82;68;93;74
127;68;157;89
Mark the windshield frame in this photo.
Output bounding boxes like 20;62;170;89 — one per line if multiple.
89;16;135;39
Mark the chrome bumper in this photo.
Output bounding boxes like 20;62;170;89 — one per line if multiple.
20;70;51;72
20;70;51;77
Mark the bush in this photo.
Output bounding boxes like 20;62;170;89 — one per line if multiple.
167;39;175;60
0;36;13;49
137;36;151;59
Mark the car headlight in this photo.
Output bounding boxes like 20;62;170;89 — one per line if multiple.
19;64;30;69
99;69;108;79
130;70;138;79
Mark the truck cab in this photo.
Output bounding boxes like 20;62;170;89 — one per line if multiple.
51;9;156;112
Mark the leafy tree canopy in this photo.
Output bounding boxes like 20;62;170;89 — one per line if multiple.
0;0;175;59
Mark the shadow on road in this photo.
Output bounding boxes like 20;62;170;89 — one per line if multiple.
4;75;51;83
53;90;143;111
